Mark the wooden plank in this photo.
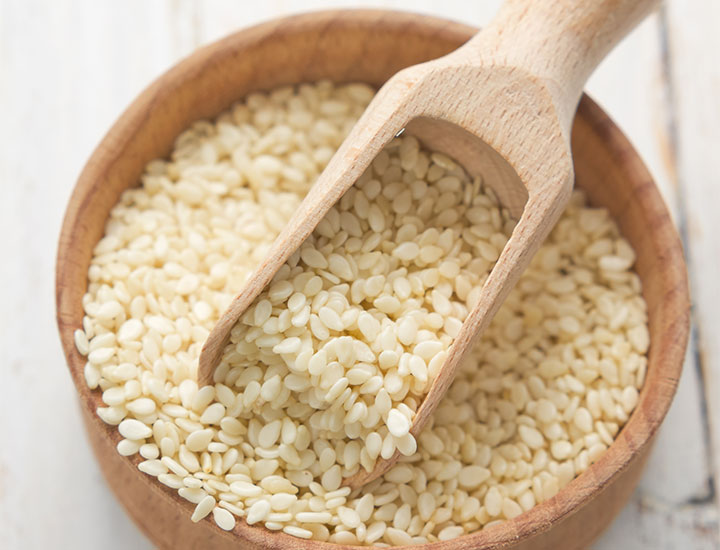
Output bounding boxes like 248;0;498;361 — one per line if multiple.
0;0;186;548
596;0;720;545
599;499;719;550
586;14;679;220
664;0;720;530
586;11;717;548
192;0;503;46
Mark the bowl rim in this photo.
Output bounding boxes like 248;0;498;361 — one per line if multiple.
56;8;690;550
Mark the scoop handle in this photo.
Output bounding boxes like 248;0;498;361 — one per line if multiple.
462;0;659;126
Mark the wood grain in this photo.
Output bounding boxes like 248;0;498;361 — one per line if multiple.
664;0;720;521
54;10;688;550
583;11;718;547
0;1;191;548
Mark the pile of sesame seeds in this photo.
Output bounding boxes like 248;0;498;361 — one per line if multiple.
75;81;648;545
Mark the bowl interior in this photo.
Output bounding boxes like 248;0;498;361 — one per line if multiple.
56;10;688;550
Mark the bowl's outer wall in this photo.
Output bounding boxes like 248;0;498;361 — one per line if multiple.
56;10;689;550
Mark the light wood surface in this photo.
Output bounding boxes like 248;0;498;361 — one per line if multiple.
198;0;658;490
1;1;718;550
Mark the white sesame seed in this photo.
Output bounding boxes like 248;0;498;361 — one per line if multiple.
161;456;189;477
212;506;236;530
283;525;313;538
296;511;333;523
386;409;411;438
185;429;213;452
191;495;215;522
518;425;545;450
116;439;141;456
138;459;167;477
246;500;270;525
502;497;523;519
318;307;344;331
73;329;89;355
118;419;152;440
230;481;262;497
88;347;114;365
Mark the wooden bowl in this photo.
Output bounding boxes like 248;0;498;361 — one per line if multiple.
56;10;690;550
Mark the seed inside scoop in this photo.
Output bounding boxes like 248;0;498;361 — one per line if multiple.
217;133;514;475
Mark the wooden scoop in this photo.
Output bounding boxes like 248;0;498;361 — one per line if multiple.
199;0;658;488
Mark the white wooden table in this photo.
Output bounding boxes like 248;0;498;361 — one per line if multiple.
1;1;718;548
